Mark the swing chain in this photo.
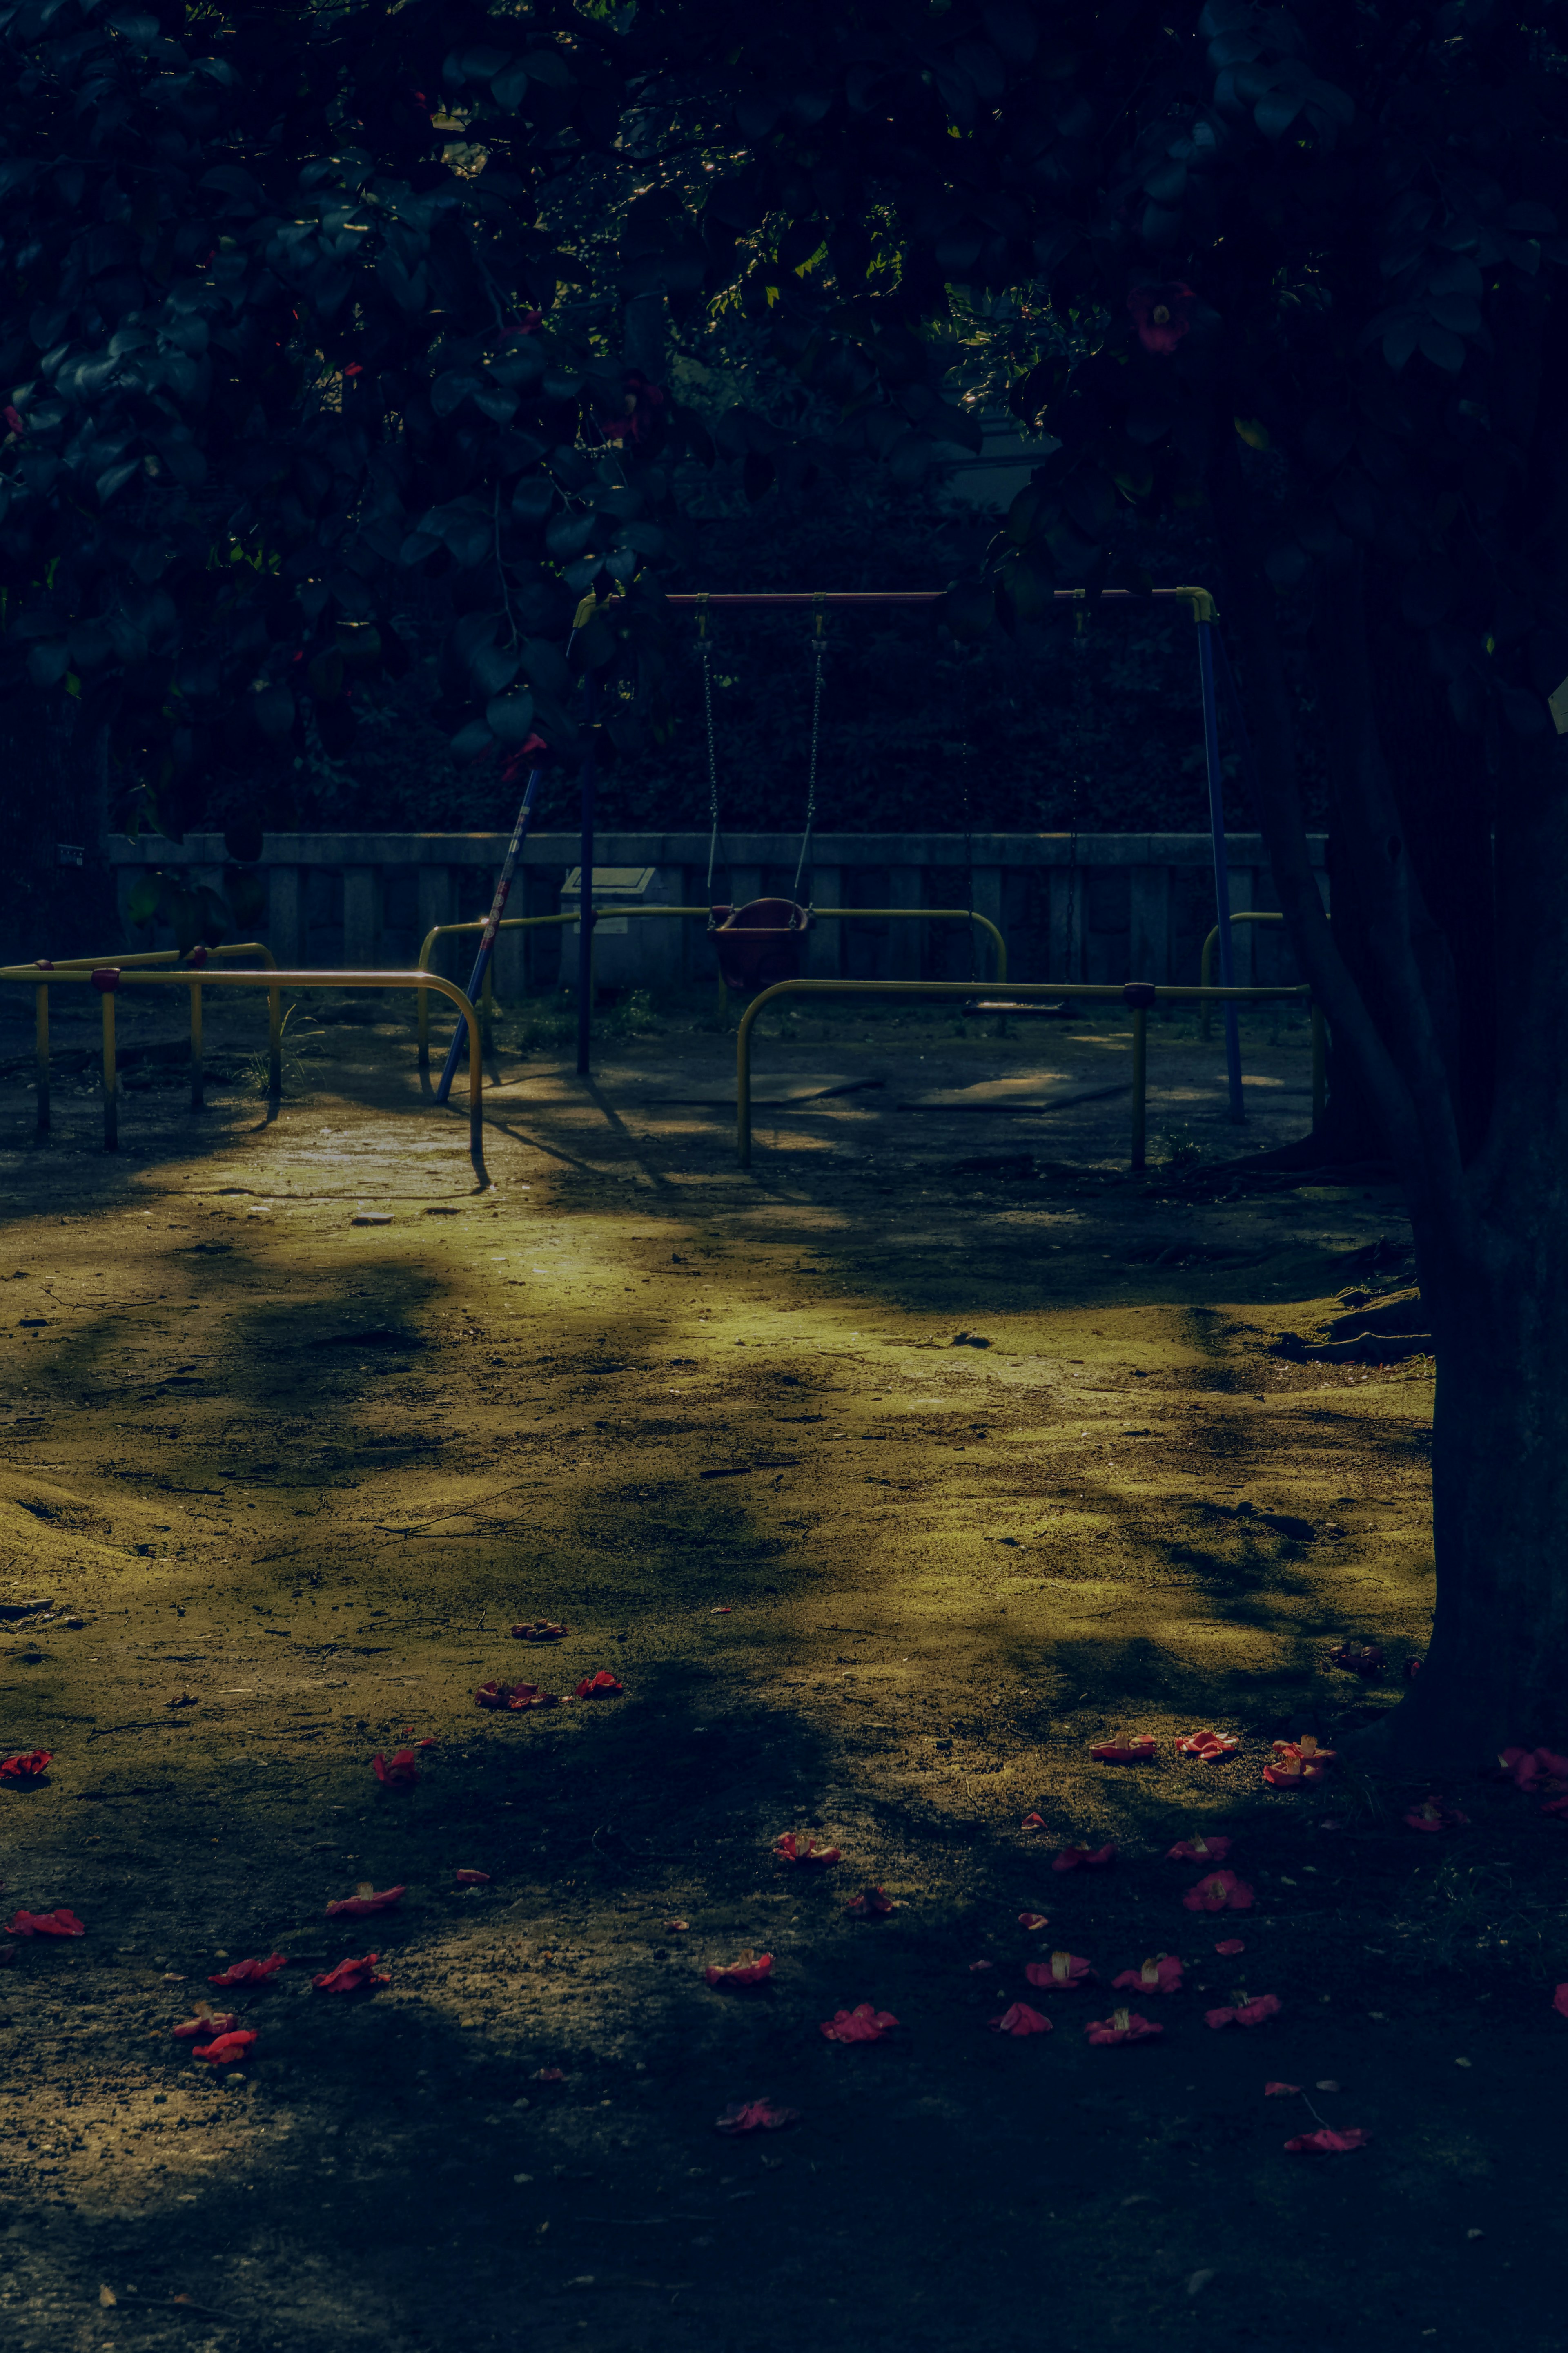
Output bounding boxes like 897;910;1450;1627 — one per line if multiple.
792;593;827;907
1065;596;1089;983
697;594;723;905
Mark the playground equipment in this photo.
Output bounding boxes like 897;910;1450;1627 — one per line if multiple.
732;977;1325;1173
19;942;279;1132
0;963;488;1183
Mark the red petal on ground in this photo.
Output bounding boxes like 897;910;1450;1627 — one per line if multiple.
715;2098;798;2135
0;1751;53;1784
1265;1738;1336;1791
1176;1730;1239;1761
371;1748;419;1786
1264;2081;1301;2096
5;1908;84;1937
1552;1983;1568;2019
1181;1871;1254;1913
1403;1798;1470;1833
1207;1992;1282;2028
773;1833;841;1866
1112;1955;1183;1995
533;2066;566;2082
989;2002;1052;2037
1541;1795;1568;1820
704;1952;774;1989
1214;1938;1246;1956
665;1919;689;1933
1166;1834;1233;1862
208;1954;286;1985
172;2012;238;2040
1284;2127;1370;2153
1026;1951;1093;1991
575;1671;624;1699
844;1885;896;1918
1089;1738;1157;1764
1018;1912;1049;1932
1328;1642;1386;1679
311;1954;389;1994
1020;1813;1045;1829
454;1869;492;1886
325;1885;405;1918
193;2030;257;2067
969;1960;995;1973
476;1681;558;1711
1085;2008;1163;2045
820;2004;898;2043
510;1622;568;1641
1052;1844;1116;1873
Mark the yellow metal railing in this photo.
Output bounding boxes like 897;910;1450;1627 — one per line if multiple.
1199;912;1294;1038
19;943;279;1131
0;964;488;1186
416;905;1009;1062
733;978;1323;1172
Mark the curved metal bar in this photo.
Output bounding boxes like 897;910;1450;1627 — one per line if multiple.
1199;911;1287;1037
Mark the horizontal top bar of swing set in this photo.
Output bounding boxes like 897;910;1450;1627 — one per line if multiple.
662;587;1215;611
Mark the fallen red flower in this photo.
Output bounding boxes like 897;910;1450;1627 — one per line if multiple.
820;2003;898;2044
1403;1796;1470;1834
1205;1991;1283;2029
989;2002;1052;2037
1053;1844;1116;1873
1086;2007;1163;2045
1404;1656;1423;1680
0;1750;53;1784
1285;2127;1370;2153
173;2011;238;2041
1499;1744;1568;1793
1018;1912;1049;1932
773;1832;841;1866
1113;1954;1184;1996
1263;1736;1335;1790
533;2066;566;2082
575;1670;624;1699
1328;1642;1386;1679
1177;1730;1238;1762
312;1954;389;1994
1214;1938;1247;1956
372;1748;419;1786
1553;1983;1568;2020
209;1954;286;1986
704;1951;773;1989
1167;1833;1233;1862
325;1884;405;1918
1182;1870;1255;1914
511;1621;568;1641
1026;1950;1093;1991
5;1908;84;1937
475;1680;558;1712
455;1869;492;1886
1089;1737;1157;1764
716;2097;798;2135
193;2030;257;2068
844;1885;896;1918
1264;2081;1302;2096
968;1960;995;1973
1020;1812;1045;1829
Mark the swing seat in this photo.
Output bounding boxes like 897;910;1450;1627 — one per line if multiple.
709;898;811;992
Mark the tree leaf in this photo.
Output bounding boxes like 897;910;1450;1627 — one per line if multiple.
484;689;536;745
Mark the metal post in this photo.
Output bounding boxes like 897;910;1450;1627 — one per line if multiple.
98;980;117;1151
434;758;548;1105
268;980;282;1097
189;978;204;1111
1131;1004;1148;1171
1195;609;1245;1122
34;982;48;1137
1311;1002;1327;1128
576;677;597;1078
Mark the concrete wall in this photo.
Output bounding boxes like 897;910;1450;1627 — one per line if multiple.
103;832;1330;995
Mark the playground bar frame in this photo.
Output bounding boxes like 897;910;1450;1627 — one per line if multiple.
733;977;1318;1173
16;943;280;1133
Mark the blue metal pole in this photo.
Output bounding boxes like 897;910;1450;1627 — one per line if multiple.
1197;615;1245;1123
434;760;546;1106
575;677;597;1078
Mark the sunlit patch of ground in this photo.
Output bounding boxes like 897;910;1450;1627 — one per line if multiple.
0;991;1561;2351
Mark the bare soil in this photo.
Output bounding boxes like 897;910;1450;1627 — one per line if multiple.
0;985;1562;2353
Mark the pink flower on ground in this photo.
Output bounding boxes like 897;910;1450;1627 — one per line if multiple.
372;1747;419;1786
1053;1844;1116;1873
989;2002;1052;2037
209;1954;286;1986
1328;1641;1386;1679
1086;2007;1163;2045
510;1621;568;1642
844;1885;896;1918
773;1832;841;1866
1020;1812;1045;1829
312;1954;389;1994
1018;1912;1049;1932
0;1750;53;1784
1127;283;1196;354
172;2012;238;2041
820;2004;897;2044
1285;2126;1370;2153
533;2066;566;2082
5;1908;84;1937
455;1869;491;1886
1264;2081;1301;2096
1499;1745;1568;1793
1263;1737;1335;1790
1113;1955;1183;1996
704;1951;773;1989
575;1670;624;1699
1214;1938;1246;1956
1177;1730;1238;1762
716;2097;798;2135
1182;1870;1254;1914
1025;1951;1093;1992
1541;1795;1568;1820
1552;1983;1568;2020
969;1960;994;1973
193;2030;257;2067
475;1680;558;1711
1205;1992;1282;2029
1167;1833;1233;1862
325;1885;405;1918
1089;1737;1156;1764
1403;1796;1470;1834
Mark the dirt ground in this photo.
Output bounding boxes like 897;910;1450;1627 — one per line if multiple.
0;980;1564;2353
